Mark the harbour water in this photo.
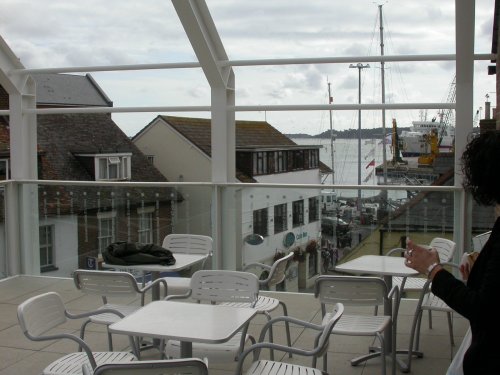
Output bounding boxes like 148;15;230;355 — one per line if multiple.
293;137;387;199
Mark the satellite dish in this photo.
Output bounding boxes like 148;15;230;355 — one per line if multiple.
244;233;265;245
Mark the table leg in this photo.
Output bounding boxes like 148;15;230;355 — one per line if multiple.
151;271;161;300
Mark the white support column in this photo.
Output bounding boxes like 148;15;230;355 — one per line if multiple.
173;0;237;269
0;37;40;276
454;0;475;259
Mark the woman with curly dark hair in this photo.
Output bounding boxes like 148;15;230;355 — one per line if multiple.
404;130;500;375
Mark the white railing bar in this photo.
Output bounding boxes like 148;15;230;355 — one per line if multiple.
10;61;202;75
8;53;495;76
232;103;455;112
14;102;454;116
14;179;461;192
221;53;495;67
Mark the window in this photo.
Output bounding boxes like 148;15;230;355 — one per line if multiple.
308;150;319;168
138;207;154;243
0;159;9;180
98;212;116;252
39;225;55;272
253;207;268;237
252;152;268;175
274;151;287;173
147;155;155;164
309;196;320;223
290;150;304;170
96;155;131;180
274;203;288;233
292;200;304;227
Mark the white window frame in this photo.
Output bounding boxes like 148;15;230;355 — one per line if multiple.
97;211;117;253
137;206;155;243
39;225;55;272
93;153;132;181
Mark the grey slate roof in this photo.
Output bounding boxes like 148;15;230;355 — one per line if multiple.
33;73;112;107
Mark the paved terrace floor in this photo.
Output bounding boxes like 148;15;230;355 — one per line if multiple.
0;275;468;375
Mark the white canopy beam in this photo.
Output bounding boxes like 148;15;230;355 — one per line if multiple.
0;36;40;276
172;0;238;270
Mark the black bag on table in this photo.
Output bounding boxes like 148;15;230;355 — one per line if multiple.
103;241;176;266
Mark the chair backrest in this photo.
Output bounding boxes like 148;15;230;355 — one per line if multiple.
429;237;456;263
74;269;140;298
263;251;294;288
17;292;67;338
189;270;259;304
162;234;213;256
90;358;209;375
472;231;491;252
314;275;388;309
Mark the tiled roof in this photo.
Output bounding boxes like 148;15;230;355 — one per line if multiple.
156;115;331;174
160;115;297;157
37;113;166;182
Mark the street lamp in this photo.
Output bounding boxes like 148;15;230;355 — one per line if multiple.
349;63;370;211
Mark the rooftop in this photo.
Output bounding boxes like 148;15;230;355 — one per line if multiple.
0;275;468;375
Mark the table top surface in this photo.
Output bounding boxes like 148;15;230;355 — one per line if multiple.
109;300;257;344
102;253;206;273
335;255;420;277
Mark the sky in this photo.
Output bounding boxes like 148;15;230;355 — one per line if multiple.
0;0;496;137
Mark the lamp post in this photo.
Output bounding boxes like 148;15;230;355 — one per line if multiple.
349;63;370;211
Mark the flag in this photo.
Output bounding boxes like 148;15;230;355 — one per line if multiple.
365;159;375;169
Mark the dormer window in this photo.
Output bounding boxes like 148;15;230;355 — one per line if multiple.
96;155;131;180
75;153;132;181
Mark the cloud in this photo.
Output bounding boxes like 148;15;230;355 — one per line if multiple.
0;0;496;135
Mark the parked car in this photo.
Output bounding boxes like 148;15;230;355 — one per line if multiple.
321;216;351;236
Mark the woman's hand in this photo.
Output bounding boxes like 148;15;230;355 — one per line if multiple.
404;240;440;275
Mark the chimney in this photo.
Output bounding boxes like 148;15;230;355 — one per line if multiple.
485;100;491;120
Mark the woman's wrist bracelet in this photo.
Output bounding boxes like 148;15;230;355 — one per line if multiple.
427;263;442;279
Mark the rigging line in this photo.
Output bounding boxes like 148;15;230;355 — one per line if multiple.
383;15;415;125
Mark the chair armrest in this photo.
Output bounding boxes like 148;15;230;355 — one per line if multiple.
386;247;406;256
257;315;323;343
164;290;192;301
236;320;324;375
66;307;125;320
140;278;169;303
243;262;271;272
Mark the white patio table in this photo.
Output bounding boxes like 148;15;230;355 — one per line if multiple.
102;253;206;300
108;300;257;358
335;254;419;371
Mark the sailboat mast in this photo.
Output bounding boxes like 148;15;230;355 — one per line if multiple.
328;81;335;185
379;4;388;185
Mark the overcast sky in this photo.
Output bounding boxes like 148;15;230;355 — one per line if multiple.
0;0;496;137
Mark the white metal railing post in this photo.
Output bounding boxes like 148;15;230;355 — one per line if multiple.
454;0;476;256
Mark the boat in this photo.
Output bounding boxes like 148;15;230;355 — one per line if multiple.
400;120;455;157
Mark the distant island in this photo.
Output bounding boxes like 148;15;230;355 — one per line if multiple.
285;126;411;139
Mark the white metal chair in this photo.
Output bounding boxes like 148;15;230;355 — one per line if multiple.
159;234;213;295
163;270;258;362
404;262;462;373
314;275;399;375
387;237;456;296
17;292;136;375
73;269;167;351
83;358;209;375
221;251;294;360
235;303;344;375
